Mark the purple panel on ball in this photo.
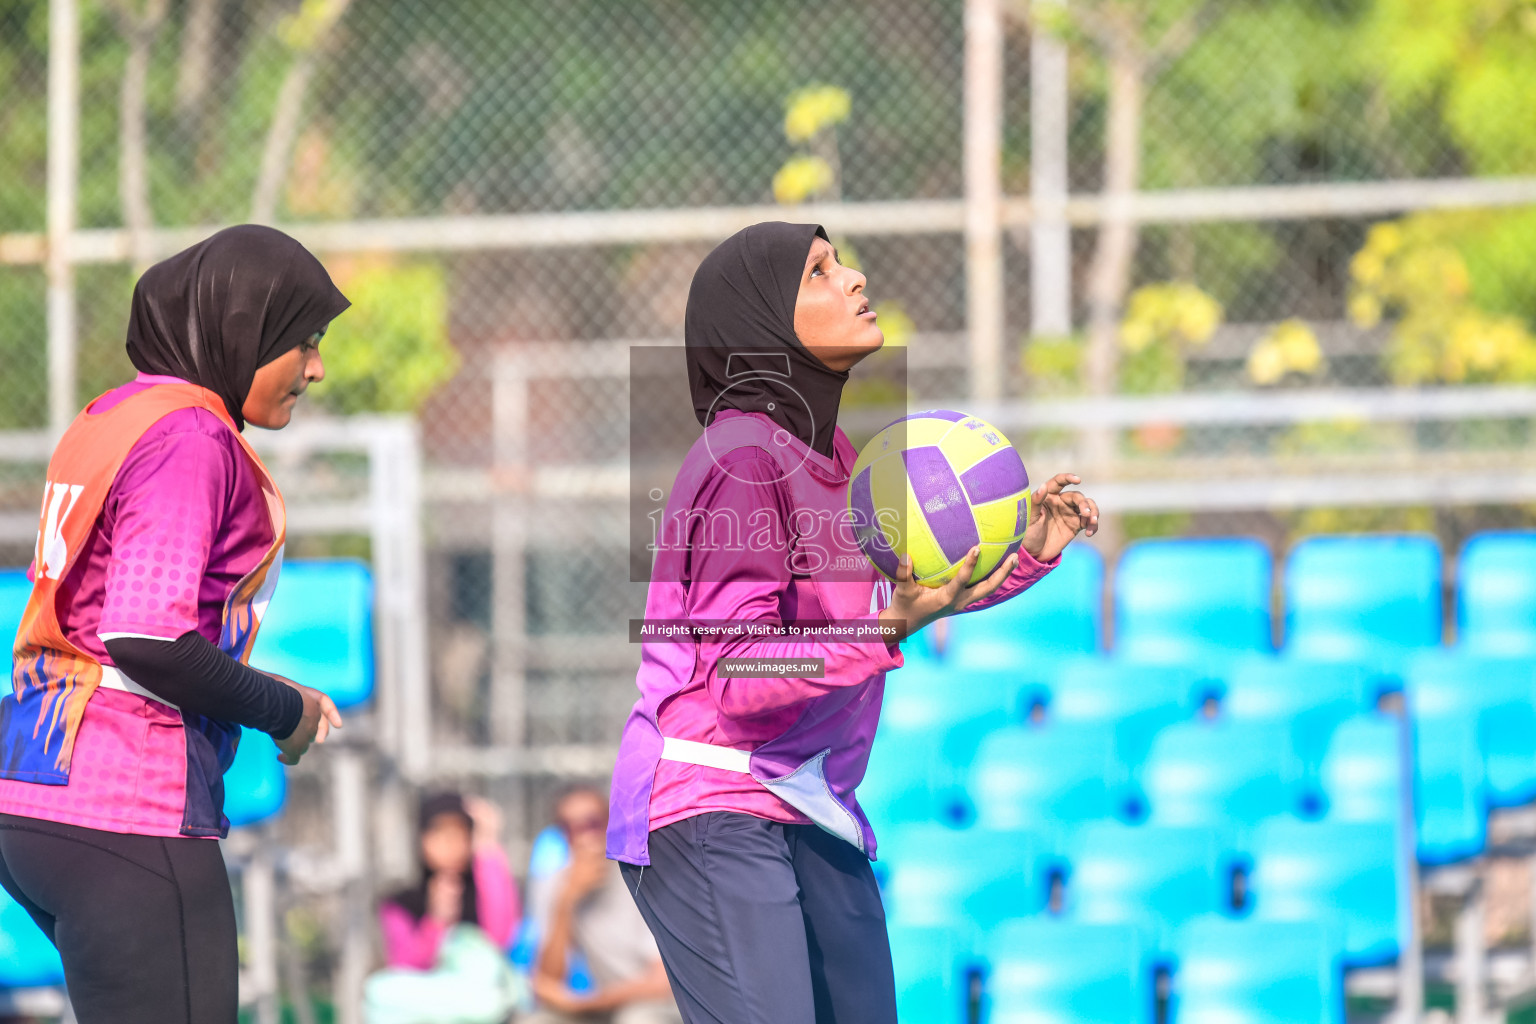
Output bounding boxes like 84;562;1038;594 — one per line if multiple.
849;466;899;578
903;446;980;563
1013;494;1030;535
959;446;1029;506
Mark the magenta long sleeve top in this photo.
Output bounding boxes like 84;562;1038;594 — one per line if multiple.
609;411;1057;865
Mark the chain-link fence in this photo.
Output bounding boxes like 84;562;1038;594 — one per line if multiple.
5;0;1536;1012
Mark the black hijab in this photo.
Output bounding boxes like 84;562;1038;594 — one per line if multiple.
388;791;480;926
125;224;350;431
685;222;849;459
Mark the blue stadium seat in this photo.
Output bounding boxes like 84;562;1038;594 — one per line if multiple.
1220;658;1374;722
880;824;1042;933
863;662;1034;827
1317;715;1402;826
1407;650;1536;807
945;544;1104;668
889;923;967;1024
1062;822;1230;958
1283;535;1441;668
1220;658;1376;798
1114;538;1273;666
250;559;374;709
223;727;287;827
900;622;946;668
860;724;958;828
985;920;1151;1024
1458;532;1536;656
0;887;63;988
1244;818;1405;966
0;569;28;641
881;662;1035;741
970;722;1122;833
1142;720;1296;827
1046;658;1197;792
1171;917;1342;1024
1412;712;1488;865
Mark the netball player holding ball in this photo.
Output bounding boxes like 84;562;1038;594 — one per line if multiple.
608;221;1099;1023
0;225;348;1023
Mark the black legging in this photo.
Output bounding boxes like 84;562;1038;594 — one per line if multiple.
0;814;238;1023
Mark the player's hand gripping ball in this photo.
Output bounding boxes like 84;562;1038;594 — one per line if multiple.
848;410;1031;588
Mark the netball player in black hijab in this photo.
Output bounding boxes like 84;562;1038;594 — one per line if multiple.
126;223;351;431
0;224;347;1023
612;222;1100;1024
685;222;854;458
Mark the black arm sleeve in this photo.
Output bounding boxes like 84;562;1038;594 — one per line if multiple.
103;632;305;740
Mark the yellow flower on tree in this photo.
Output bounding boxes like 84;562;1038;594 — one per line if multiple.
1116;283;1224;393
784;85;851;143
772;155;834;205
1119;283;1223;352
1247;319;1324;386
1350;211;1536;385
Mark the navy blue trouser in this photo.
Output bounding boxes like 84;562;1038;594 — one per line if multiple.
620;812;897;1024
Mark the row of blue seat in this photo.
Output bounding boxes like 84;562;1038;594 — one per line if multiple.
863;654;1511;862
925;531;1536;668
892;915;1344;1024
880;816;1402;967
870;534;1536;1021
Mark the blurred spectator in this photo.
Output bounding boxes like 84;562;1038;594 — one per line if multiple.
525;787;680;1024
364;792;524;1024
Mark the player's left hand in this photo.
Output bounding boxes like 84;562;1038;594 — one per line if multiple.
1021;473;1099;563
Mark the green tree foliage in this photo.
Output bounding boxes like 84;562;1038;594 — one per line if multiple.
1349;0;1536;383
309;259;457;416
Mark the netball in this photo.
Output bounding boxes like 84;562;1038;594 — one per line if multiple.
849;410;1032;588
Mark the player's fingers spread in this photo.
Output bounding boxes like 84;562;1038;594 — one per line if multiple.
323;697;343;728
1043;473;1075;496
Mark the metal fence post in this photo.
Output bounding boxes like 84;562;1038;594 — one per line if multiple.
243;836;280;1024
1029;0;1071;339
1399;704;1425;1023
331;747;370;1024
46;0;79;437
964;0;1006;402
492;355;529;752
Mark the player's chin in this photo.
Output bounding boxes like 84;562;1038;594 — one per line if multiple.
254;403;296;430
860;323;885;350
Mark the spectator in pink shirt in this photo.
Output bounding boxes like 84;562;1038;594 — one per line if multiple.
364;793;524;1024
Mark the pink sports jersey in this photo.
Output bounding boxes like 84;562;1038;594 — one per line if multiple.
609;410;1056;864
0;373;274;837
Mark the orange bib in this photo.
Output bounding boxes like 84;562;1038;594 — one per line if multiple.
8;383;286;778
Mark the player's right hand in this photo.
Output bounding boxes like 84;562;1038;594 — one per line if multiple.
269;673;343;765
878;546;1017;642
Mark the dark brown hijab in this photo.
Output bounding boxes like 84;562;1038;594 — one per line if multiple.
684;222;849;458
125;224;350;431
